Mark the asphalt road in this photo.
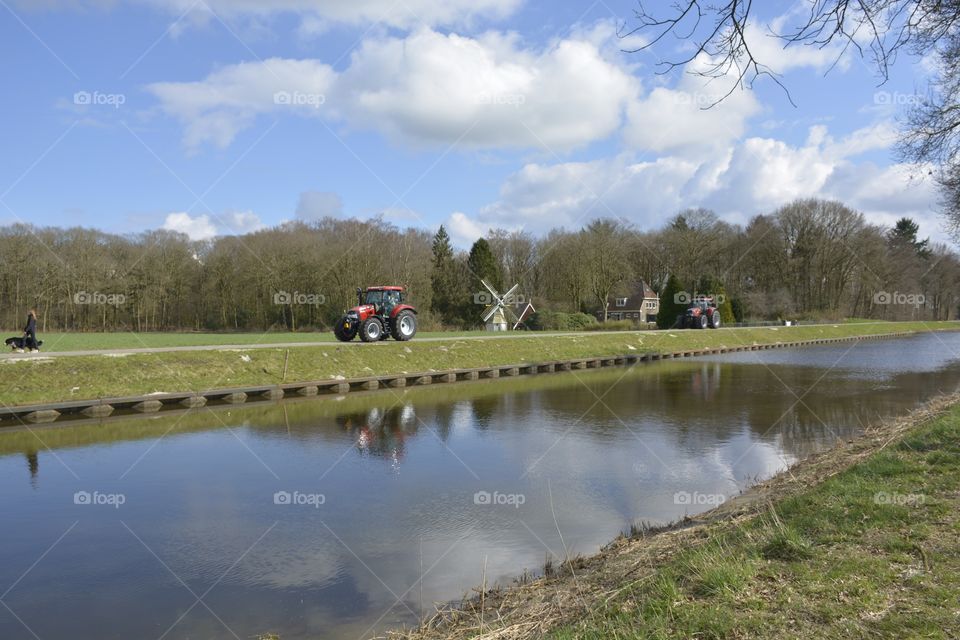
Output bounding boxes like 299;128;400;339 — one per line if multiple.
0;329;665;360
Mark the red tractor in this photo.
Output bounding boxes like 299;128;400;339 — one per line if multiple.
680;297;722;329
334;286;418;342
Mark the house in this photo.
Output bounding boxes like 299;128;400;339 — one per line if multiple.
597;281;659;323
510;300;536;330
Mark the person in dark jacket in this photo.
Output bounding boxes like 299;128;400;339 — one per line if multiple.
24;309;38;351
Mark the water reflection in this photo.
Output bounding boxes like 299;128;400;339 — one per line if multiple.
1;333;959;640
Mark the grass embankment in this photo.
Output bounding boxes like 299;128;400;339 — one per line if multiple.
0;321;957;407
395;395;960;640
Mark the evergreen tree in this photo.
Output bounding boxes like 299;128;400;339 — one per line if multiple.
430;226;461;325
887;217;931;258
657;275;685;329
467;237;502;291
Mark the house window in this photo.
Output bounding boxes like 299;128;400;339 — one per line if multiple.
646;301;657;309
615;297;628;307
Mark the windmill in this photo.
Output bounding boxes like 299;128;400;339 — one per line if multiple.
480;279;521;331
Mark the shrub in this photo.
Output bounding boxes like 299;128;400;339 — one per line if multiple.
583;319;636;331
528;311;599;331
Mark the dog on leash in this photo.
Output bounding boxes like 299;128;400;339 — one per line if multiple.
5;337;43;353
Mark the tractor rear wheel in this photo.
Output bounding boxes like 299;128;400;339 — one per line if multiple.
334;316;358;342
391;310;417;341
708;311;720;329
360;317;384;342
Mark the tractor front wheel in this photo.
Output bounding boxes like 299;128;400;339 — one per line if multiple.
391;310;417;341
360;317;384;342
698;314;708;329
334;316;358;342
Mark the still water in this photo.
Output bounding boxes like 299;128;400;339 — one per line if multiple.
1;332;959;639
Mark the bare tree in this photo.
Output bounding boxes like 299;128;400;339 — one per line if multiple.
627;1;960;229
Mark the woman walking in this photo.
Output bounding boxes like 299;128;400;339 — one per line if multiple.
24;309;39;352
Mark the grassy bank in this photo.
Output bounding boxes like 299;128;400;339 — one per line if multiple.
395;394;960;640
1;321;957;407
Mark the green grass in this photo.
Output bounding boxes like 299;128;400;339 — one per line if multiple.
549;401;960;640
0;321;956;407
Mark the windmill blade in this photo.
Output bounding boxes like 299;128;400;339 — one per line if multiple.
482;304;500;323
480;279;499;297
502;283;520;302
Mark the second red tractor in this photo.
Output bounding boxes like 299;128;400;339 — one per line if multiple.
334;286;418;342
680;297;722;329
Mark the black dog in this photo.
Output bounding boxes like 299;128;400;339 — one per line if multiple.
5;337;42;352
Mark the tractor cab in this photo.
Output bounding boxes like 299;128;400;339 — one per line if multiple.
361;287;404;312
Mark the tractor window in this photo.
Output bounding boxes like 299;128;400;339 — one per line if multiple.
364;290;383;306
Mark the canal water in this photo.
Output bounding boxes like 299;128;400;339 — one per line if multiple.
1;332;959;639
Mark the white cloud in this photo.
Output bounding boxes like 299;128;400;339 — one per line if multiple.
148;26;640;151
296;191;343;220
163;212;218;240
623;79;761;154
20;0;521;30
743;18;851;75
220;210;265;234
447;211;489;245
147;58;335;150
456;120;942;242
162;210;264;239
338;28;638;150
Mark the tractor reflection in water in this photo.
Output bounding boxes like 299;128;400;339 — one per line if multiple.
689;363;722;402
336;405;418;468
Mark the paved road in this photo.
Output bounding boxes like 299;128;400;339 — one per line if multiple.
0;323;897;361
0;329;666;360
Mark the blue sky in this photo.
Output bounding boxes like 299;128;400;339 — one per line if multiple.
0;0;943;247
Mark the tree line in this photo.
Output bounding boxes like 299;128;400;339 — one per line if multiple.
0;198;956;333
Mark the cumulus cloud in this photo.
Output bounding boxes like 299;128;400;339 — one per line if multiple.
447;211;489;246
162;210;263;239
296;191;343;220
18;0;521;30
624;52;761;154
163;212;218;240
148;27;640;151
147;58;335;150
450;120;941;243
